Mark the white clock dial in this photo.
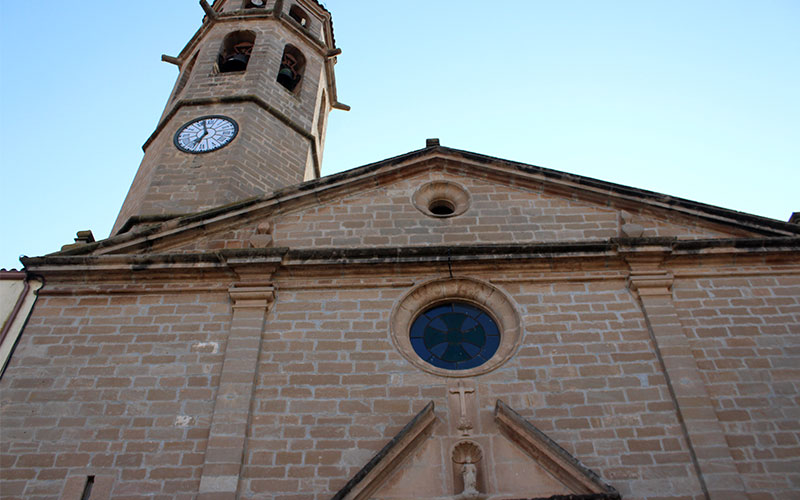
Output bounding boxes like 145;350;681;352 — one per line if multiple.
174;116;239;154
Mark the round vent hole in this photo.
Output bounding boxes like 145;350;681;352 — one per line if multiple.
429;200;455;216
412;181;470;218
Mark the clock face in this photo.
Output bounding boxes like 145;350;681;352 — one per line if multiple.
174;116;239;153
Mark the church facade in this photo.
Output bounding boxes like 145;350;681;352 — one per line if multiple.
2;1;799;499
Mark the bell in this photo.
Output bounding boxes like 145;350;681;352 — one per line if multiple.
277;66;297;89
220;53;249;72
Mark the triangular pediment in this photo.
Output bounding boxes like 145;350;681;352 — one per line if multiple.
332;402;438;500
493;401;619;498
332;400;619;500
50;145;799;259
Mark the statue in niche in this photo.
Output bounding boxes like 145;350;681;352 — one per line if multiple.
452;441;485;500
460;463;480;498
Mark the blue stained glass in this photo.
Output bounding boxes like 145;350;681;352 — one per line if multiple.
430;342;449;358
483;333;501;354
455;355;488;370
410;337;428;353
476;313;499;335
428;317;449;332
410;302;501;370
461;342;481;358
424;304;451;319
452;303;477;316
410;320;427;339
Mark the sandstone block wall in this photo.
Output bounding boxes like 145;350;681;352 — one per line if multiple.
673;273;800;494
160;169;749;255
2;260;798;499
1;288;231;500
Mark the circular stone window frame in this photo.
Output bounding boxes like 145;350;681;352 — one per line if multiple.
390;277;522;378
412;181;471;218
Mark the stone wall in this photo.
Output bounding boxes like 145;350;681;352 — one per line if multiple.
673;272;800;495
1;287;231;500
2;255;798;499
163;170;749;255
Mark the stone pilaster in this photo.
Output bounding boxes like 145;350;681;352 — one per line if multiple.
627;261;745;500
198;284;275;500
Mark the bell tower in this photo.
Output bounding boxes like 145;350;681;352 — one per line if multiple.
112;0;347;234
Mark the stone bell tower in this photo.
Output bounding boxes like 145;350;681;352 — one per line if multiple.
112;0;347;235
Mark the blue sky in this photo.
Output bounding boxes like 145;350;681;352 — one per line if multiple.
1;1;798;269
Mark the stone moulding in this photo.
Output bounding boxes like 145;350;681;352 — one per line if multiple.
331;401;436;500
227;284;275;309
21;239;800;286
390;277;522;378
494;401;620;499
412;180;471;218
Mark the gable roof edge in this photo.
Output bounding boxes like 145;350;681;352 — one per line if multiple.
432;148;798;237
46;145;798;258
495;400;620;498
331;401;436;500
242;145;800;239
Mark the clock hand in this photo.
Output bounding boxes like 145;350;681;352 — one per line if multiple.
191;132;208;147
192;121;210;146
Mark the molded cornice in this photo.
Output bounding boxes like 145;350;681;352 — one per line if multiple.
21;238;800;283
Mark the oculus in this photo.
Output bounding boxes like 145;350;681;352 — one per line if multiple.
174;116;239;154
412;180;470;218
410;302;500;371
390;278;521;377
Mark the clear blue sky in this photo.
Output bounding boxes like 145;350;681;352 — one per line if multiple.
1;1;798;270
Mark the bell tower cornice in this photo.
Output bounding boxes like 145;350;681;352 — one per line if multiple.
177;1;337;60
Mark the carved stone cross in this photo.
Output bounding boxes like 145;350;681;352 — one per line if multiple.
449;382;475;436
